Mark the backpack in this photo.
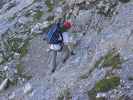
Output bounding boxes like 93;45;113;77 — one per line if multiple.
47;23;63;44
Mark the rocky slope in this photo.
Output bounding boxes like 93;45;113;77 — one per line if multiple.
0;0;133;100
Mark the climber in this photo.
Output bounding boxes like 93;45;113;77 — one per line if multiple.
47;19;73;73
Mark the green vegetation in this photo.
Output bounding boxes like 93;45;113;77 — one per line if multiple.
119;0;130;3
32;0;37;3
19;39;29;58
31;32;39;37
94;49;122;69
59;0;64;2
88;76;120;100
33;11;44;21
0;62;31;86
0;71;12;89
6;38;21;53
45;0;54;12
80;49;122;79
128;76;133;81
59;0;65;4
0;53;10;65
6;38;29;58
24;10;32;17
46;15;54;21
0;70;6;81
95;76;120;92
0;37;30;65
80;73;89;79
8;15;16;21
0;54;5;65
16;63;24;75
58;88;72;100
16;63;32;80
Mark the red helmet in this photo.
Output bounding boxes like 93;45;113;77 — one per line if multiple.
63;20;72;29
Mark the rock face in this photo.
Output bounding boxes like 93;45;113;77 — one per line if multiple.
0;0;133;100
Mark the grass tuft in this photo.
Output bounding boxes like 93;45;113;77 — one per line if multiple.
119;0;130;3
88;76;120;99
94;49;122;69
58;88;72;100
128;76;133;81
45;0;54;12
33;11;44;21
80;49;122;79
